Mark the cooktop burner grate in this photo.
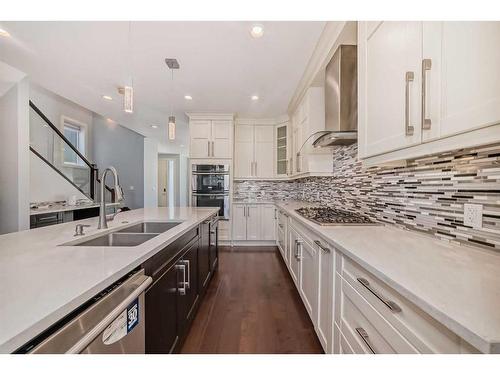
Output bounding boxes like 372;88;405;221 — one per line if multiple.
295;206;378;226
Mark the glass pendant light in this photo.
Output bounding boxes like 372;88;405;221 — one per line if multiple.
123;22;134;113
165;58;179;141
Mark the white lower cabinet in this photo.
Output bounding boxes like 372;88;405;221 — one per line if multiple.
288;225;300;286
232;205;247;241
316;239;334;353
298;237;318;324
246;205;260;241
278;210;480;355
232;203;276;242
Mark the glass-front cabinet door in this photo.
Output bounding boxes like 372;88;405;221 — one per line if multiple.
276;124;288;176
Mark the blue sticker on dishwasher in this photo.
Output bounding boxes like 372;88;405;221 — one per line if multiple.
127;298;139;333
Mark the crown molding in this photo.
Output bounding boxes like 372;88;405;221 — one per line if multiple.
185;112;234;121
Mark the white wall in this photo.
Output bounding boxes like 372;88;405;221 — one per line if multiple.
0;77;30;234
29;153;88;203
143;138;159;208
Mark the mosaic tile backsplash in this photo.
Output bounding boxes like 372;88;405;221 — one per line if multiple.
234;142;500;251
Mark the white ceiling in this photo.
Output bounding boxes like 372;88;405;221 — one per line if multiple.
0;21;325;149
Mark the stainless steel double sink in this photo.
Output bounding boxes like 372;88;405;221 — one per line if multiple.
70;221;182;247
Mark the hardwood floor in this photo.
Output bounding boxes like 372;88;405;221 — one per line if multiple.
180;246;323;354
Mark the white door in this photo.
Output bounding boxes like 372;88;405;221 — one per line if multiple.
288;226;300;287
246;205;261;241
299;239;318;324
260;205;276;241
359;21;422;157
212;120;233;159
158;159;168;207
317;241;334;353
422;22;500;141
234;125;254;178
232;204;247;241
254;125;274;178
190;120;212;158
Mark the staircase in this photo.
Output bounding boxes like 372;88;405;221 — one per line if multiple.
29;101;113;201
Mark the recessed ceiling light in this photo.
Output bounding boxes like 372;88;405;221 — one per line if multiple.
151;125;158;129
184;95;192;100
251;95;259;101
0;28;10;38
250;24;264;39
102;95;113;101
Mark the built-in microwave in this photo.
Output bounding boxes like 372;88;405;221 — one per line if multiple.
191;164;230;219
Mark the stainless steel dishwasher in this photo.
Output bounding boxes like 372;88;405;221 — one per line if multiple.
23;269;152;354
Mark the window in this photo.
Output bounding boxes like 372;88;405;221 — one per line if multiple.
62;117;86;166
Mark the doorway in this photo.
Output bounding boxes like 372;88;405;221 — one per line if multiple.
158;154;180;207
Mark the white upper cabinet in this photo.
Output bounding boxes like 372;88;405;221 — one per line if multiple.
234;121;275;179
234;124;254;177
189;120;212;158
422;22;500;141
254;125;274;178
212;120;233;158
359;21;500;163
289;87;332;176
358;21;423;158
188;115;234;159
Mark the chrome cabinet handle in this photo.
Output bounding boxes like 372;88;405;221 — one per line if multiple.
176;264;187;295
207;140;210;157
421;59;432;130
357;277;402;313
295;239;303;261
255;162;257;176
314;240;330;253
182;259;190;290
212;141;215;157
247;206;250;217
405;71;415;136
355;327;376;354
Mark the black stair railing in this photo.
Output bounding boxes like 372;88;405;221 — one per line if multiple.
29;100;114;201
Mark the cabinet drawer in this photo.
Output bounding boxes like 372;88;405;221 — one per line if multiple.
342;255;468;353
340;278;417;354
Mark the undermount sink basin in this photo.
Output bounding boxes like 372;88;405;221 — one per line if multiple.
74;232;159;247
117;221;182;234
66;221;183;247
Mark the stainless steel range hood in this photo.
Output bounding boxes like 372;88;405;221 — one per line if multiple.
313;44;357;148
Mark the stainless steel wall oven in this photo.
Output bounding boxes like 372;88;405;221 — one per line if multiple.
191;164;230;220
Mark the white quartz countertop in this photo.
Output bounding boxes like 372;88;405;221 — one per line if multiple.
30;202;120;216
0;206;219;353
275;201;500;354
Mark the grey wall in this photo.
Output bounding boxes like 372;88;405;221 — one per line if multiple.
92;116;144;209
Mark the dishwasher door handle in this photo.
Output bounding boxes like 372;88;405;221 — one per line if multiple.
66;274;152;354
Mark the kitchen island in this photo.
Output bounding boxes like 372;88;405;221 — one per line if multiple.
0;206;219;353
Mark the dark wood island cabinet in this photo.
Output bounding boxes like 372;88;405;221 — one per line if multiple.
143;214;218;353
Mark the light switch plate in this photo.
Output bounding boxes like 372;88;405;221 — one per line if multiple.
463;203;483;229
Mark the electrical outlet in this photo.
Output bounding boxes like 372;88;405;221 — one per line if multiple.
463;203;483;229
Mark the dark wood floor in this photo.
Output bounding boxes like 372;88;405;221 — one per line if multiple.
180;246;323;354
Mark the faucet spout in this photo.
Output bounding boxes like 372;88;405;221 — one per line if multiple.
98;166;124;229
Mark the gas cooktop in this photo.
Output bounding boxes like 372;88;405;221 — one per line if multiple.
295;206;378;226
